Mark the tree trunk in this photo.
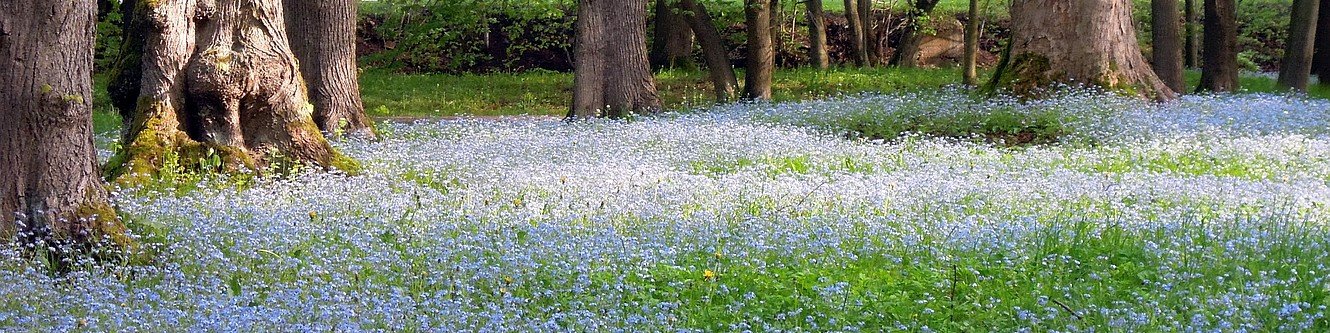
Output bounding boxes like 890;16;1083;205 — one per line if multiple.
990;0;1177;101
285;0;375;139
1313;0;1330;82
1152;0;1186;92
806;0;831;69
843;0;868;66
650;0;696;70
891;0;942;67
1;0;130;252
1184;0;1200;68
106;0;356;183
680;0;739;101
571;0;662;118
771;0;783;67
744;0;775;100
1197;0;1238;92
962;0;980;85
1277;0;1319;90
859;0;878;64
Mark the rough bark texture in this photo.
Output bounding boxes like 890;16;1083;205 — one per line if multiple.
991;0;1177;101
1197;0;1238;92
285;0;375;138
571;0;662;118
107;0;356;183
806;0;831;69
843;0;869;66
650;0;696;69
858;0;877;64
1184;0;1199;68
1314;1;1330;82
1;0;130;249
891;0;943;67
962;0;980;85
1152;0;1186;92
744;0;775;100
1277;0;1319;90
680;0;739;101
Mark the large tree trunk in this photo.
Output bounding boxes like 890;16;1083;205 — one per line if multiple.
990;0;1177;101
680;0;739;101
843;0;869;66
1152;0;1186;92
571;0;662;118
806;0;831;69
650;0;696;70
1;0;130;251
285;0;375;138
744;0;775;100
962;0;981;85
1184;0;1200;68
1277;0;1319;90
106;0;356;183
1197;0;1238;92
1315;1;1330;83
891;0;942;67
859;0;878;65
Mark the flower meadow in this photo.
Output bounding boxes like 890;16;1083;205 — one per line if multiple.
5;88;1330;332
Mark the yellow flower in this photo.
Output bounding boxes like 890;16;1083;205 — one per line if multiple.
504;276;514;284
703;269;717;280
714;251;723;259
308;211;317;220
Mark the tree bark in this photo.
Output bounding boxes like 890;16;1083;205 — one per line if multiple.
891;0;942;67
990;0;1177;101
106;0;356;183
1184;0;1199;68
285;0;375;138
962;0;980;85
806;0;831;69
650;0;696;70
1315;0;1330;83
1197;0;1238;92
1;0;130;251
744;0;775;100
1277;0;1319;90
571;0;662;118
859;0;878;64
843;0;869;66
680;0;740;101
1152;0;1186;92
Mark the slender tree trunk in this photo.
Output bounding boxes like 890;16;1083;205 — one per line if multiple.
807;0;831;69
891;0;942;67
285;0;375;139
571;0;662;118
1197;0;1238;92
990;0;1177;101
744;0;775;100
859;0;877;64
106;0;356;183
843;0;868;66
650;0;696;69
1314;0;1330;82
680;0;739;101
962;0;981;85
1;0;130;251
1152;0;1186;92
1278;0;1319;90
1184;0;1200;68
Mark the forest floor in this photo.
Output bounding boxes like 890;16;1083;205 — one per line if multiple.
15;85;1329;331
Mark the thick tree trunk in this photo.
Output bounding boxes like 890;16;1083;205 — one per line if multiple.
1277;0;1319;90
1184;0;1200;68
1315;1;1330;82
990;0;1177;101
285;0;375;138
571;0;662;118
1152;0;1186;92
859;0;878;64
891;0;942;67
1197;0;1238;92
650;0;696;70
962;0;980;85
806;0;831;69
843;0;869;66
106;0;356;183
1;0;130;250
744;0;775;100
680;0;739;101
